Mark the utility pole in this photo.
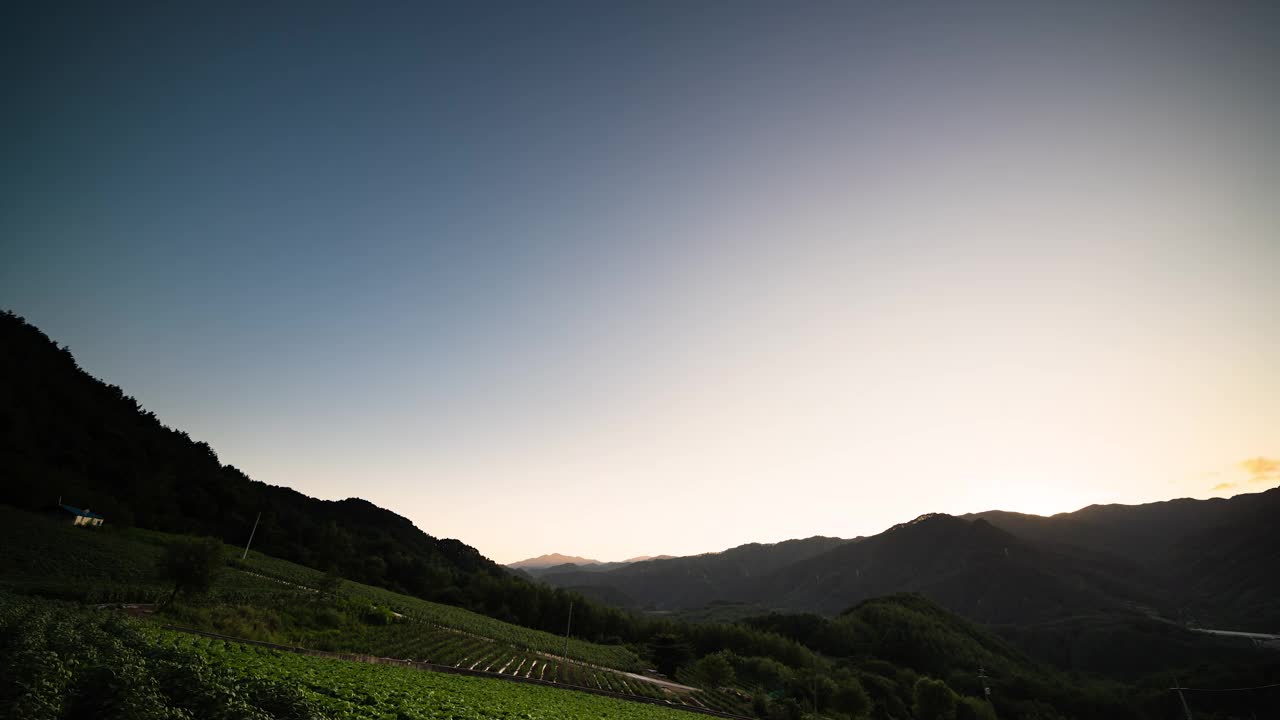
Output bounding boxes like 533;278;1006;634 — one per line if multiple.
563;601;573;659
1171;679;1194;720
241;512;261;561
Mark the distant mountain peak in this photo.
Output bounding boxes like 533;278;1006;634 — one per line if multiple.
886;512;958;532
507;553;603;569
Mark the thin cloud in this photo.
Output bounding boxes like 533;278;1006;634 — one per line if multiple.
1210;482;1237;491
1239;456;1280;483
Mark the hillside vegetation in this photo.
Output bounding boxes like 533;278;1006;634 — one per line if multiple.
0;504;640;671
0;504;784;715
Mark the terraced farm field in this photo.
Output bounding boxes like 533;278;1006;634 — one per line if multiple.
164;605;754;714
237;546;646;671
0;505;754;715
0;592;707;720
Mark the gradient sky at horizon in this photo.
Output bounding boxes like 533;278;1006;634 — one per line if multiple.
4;2;1278;563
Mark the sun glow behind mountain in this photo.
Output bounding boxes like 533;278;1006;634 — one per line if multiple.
984;484;1092;519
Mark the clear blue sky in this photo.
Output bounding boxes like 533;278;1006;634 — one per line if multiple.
4;2;1278;563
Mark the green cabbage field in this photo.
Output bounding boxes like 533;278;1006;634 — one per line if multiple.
0;592;701;720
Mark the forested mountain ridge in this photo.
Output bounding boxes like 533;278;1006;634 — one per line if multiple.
757;513;1164;623
0;310;495;593
0;310;637;640
966;492;1275;570
966;489;1280;631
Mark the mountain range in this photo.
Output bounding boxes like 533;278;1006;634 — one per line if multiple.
532;494;1280;634
3;307;1276;667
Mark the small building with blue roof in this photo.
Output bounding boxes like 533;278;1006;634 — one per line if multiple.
58;504;105;527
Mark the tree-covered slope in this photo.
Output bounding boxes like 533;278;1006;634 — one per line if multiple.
758;514;1165;624
0;310;641;644
0;310;498;594
747;593;1280;720
969;488;1280;631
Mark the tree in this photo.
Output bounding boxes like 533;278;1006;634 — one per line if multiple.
738;656;793;691
158;537;224;607
649;633;694;677
913;677;958;720
832;677;872;719
692;652;736;687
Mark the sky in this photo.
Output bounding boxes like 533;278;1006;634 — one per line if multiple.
3;2;1278;564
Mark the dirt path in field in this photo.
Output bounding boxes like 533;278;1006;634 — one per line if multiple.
618;670;699;693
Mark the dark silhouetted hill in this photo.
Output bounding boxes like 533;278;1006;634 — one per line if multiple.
0;310;642;644
968;489;1280;631
540;536;852;610
758;513;1163;623
536;495;1279;633
0;311;497;596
